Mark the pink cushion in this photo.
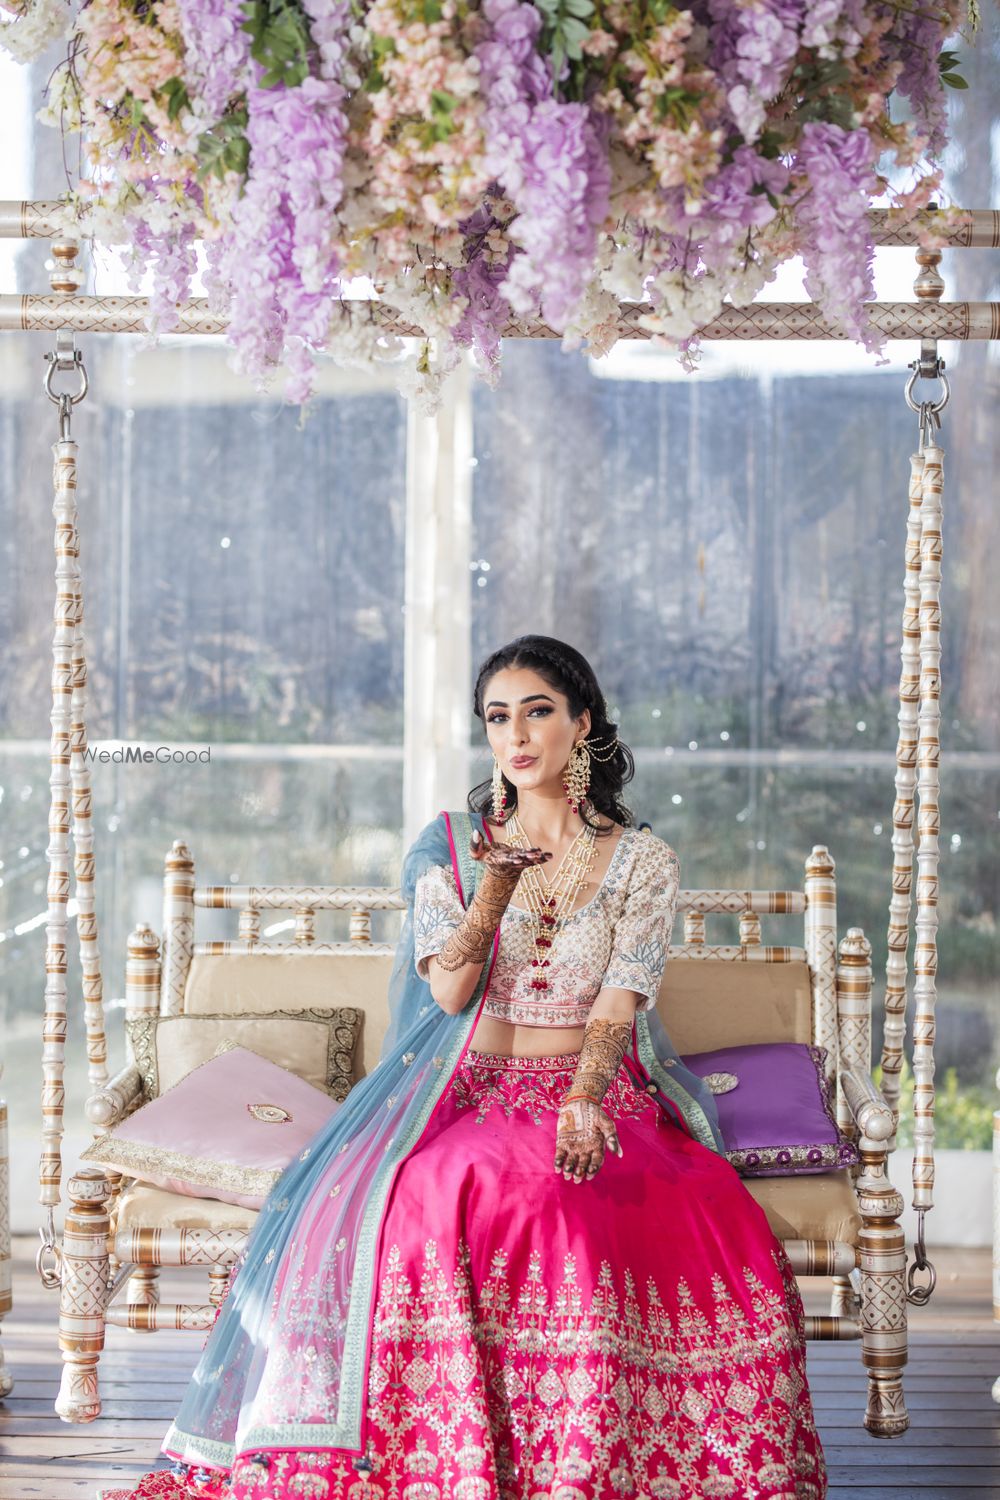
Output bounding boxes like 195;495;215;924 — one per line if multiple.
80;1046;341;1208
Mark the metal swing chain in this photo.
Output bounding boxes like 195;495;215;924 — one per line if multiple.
35;327;91;1291
904;337;950;453
44;327;89;438
900;330;947;1309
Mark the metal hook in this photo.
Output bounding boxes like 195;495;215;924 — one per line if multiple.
906;1208;937;1305
36;1217;62;1291
43;328;89;423
904;355;949;418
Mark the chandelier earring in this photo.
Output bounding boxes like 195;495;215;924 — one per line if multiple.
562;741;590;814
491;755;509;823
563;732;620;814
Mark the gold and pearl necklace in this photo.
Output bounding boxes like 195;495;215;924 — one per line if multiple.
502;812;598;992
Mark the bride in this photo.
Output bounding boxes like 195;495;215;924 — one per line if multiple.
107;634;827;1500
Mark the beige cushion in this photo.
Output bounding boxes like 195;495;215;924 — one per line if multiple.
114;1180;259;1235
126;1009;361;1099
112;1168;860;1249
745;1170;862;1243
183;953;394;1078
657;958;814;1053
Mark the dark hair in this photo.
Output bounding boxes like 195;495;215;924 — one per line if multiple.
468;635;636;836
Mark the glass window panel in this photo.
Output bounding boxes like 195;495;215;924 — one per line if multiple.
2;217;407;1227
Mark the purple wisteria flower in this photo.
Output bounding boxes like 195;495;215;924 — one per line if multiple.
697;144;791;274
794;120;884;354
126;215;199;336
451;197;514;378
705;0;805;143
881;4;952;159
174;0;250;119
222;0;351;402
475;0;610;331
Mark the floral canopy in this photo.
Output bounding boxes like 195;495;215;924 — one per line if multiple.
0;0;982;402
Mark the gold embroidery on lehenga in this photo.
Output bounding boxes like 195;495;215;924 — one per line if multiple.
450;1055;657;1129
363;1239;825;1500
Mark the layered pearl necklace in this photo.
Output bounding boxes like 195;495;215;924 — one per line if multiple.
502;812;598;992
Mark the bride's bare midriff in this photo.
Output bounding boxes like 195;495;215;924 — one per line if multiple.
466;814;624;1060
468;1016;587;1059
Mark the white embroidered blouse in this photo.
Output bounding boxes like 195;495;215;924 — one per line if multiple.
412;826;681;1027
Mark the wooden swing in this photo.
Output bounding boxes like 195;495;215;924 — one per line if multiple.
2;202;990;1436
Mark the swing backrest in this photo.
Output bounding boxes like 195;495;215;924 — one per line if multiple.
660;958;815;1054
151;837;837;1095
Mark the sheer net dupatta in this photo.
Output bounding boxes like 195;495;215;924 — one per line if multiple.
162;810;498;1470
635;1002;725;1154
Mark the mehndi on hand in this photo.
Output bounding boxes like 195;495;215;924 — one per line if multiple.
431;828;551;973
554;1095;622;1183
554;1017;633;1183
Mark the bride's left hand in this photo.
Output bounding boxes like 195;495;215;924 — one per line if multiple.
553;1096;622;1184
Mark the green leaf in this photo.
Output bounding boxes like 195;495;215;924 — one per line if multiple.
941;71;968;88
196;103;251;184
240;0;312;92
156;77;191;123
563;16;590;43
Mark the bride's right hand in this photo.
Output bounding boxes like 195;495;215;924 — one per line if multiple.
469;828;551;883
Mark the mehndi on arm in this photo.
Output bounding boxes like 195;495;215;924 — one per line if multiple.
425;839;548;1013
432;859;522;971
563;1016;633;1108
554;1017;634;1183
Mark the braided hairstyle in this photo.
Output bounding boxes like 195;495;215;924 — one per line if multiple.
469;635;636;837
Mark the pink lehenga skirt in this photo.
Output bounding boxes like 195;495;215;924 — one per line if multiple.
112;1051;828;1500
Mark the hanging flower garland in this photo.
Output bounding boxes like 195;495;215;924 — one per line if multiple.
0;0;981;405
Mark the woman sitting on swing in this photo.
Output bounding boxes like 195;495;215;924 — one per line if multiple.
114;634;827;1500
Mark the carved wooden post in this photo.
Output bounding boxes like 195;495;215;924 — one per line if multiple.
0;1087;12;1397
804;846;838;1091
738;909;761;947
840;1078;908;1437
682;910;705;945
993;1066;1000;1406
161;841;195;1016
56;1168;112;1423
836;929;874;1135
121;923;164;1308
880;446;923;1142
912;432;942;1216
126;922;163;1024
857;1154;908;1434
833;928;873;1318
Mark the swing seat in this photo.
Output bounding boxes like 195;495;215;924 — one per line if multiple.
59;838;908;1439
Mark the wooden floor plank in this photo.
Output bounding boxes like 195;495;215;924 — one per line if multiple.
2;1239;998;1499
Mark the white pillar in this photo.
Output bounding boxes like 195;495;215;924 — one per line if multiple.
403;362;473;850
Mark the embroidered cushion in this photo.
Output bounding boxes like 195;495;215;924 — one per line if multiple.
81;1046;341;1208
679;1042;860;1176
125;1007;363;1102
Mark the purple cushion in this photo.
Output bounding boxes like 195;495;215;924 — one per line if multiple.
679;1042;860;1176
